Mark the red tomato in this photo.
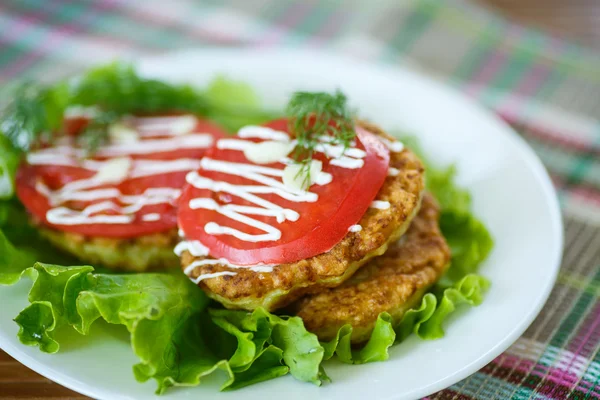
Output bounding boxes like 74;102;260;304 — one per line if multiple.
16;115;226;238
178;118;390;265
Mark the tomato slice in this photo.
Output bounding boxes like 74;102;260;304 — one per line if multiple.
178;118;390;265
16;114;226;238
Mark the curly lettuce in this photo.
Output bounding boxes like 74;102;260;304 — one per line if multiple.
5;262;327;393
0;135;19;199
319;274;490;364
0;200;80;267
204;76;279;132
440;211;493;282
317;135;493;363
0;230;36;285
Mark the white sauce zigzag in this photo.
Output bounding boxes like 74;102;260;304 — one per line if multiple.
182;125;384;282
179;125;404;283
28;115;211;226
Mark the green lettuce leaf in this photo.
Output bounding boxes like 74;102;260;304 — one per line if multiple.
400;135;471;214
9;262;235;394
2;252;326;393
322;313;396;364
401;134;493;281
0;199;80;266
205;76;260;110
440;211;494;282
0;135;20;199
320;135;493;365
0;230;36;285
406;133;493;282
210;307;325;385
428;165;471;215
70;63;209;116
71;64;277;134
204;76;280;132
324;274;490;364
400;274;490;340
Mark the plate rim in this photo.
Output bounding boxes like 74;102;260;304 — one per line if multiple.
0;48;564;400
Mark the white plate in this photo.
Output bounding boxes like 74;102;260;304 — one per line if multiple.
0;49;563;400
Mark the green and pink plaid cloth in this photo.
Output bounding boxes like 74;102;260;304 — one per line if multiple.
1;0;599;399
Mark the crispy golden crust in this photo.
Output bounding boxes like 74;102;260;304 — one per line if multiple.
181;121;426;311
292;194;451;343
39;227;180;271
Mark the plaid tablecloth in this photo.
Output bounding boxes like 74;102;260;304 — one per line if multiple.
1;0;599;399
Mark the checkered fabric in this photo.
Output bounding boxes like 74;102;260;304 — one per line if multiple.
0;0;598;398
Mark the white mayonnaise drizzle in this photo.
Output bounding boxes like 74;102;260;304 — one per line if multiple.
29;115;207;226
186;126;369;242
184;257;275;284
379;137;404;152
330;157;364;169
190;271;237;283
244;141;295;164
184;258;274;275
133;115;198;137
95;134;214;157
64;106;99;119
28;133;213;162
45;188;180;225
130;159;202;179
39;184;180;207
348;224;362;232
28;155;203;182
238;125;289;141
175;237;275;283
186;163;308;242
388;167;400;176
174;240;210;257
370;200;391;210
142;213;161;222
26;152;79;167
183;125;384;283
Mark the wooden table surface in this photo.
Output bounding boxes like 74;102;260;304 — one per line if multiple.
0;351;87;399
1;1;599;399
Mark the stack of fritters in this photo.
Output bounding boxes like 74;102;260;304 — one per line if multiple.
180;122;451;343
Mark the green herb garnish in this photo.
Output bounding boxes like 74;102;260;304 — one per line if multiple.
286;90;356;187
75;111;117;153
0;63;276;154
0;64;354;189
70;63;210;117
0;82;69;152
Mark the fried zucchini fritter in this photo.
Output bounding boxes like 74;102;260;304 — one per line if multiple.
292;194;450;343
181;122;425;311
39;227;180;271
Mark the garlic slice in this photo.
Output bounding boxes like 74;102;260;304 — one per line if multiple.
283;160;323;191
93;157;132;184
108;123;139;144
243;140;294;164
169;115;198;135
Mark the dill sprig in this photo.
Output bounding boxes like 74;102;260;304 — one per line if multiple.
286;90;356;187
0;82;69;152
75;111;118;154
